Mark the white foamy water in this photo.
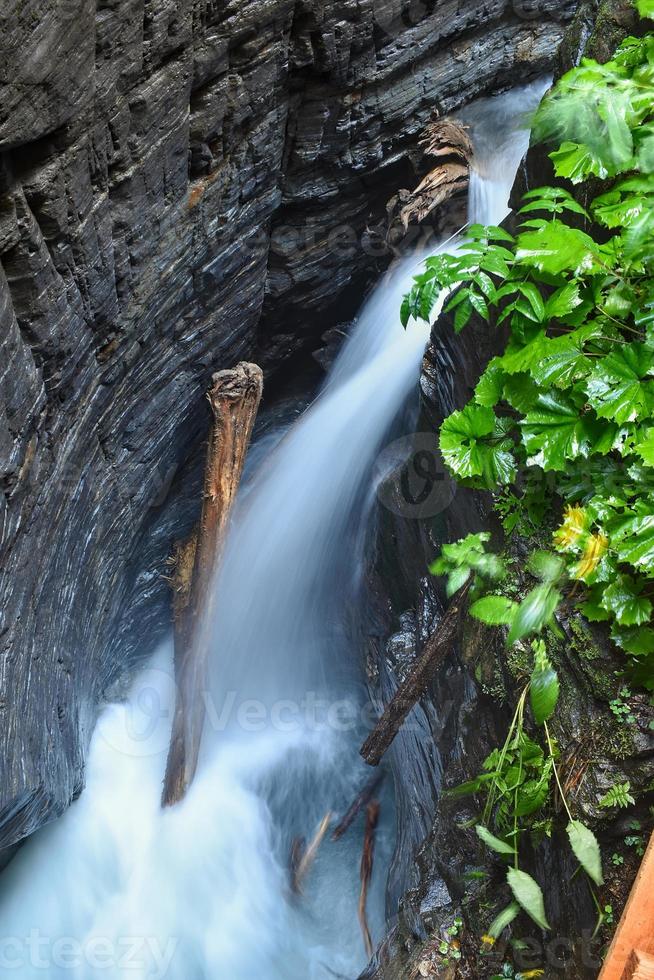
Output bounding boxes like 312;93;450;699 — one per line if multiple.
0;81;547;980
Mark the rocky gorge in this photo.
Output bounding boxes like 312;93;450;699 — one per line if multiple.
0;0;581;859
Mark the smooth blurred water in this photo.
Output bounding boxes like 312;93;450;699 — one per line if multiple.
0;80;548;980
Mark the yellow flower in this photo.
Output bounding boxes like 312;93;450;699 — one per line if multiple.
481;934;496;946
553;505;587;551
571;532;609;580
520;971;545;979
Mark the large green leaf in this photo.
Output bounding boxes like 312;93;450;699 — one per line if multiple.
585;344;654;424
567;821;604;886
601;574;653;626
507;868;551;931
545;282;583;319
520;393;613;471
440;404;516;486
609;504;654;572
528;331;593;388
470;595;519;626
637;0;654;16
503;373;539;413
475;361;505;407
515;221;603;277
508;585;561;644
549;141;610;183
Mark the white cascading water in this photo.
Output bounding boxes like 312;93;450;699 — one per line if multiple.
0;80;548;980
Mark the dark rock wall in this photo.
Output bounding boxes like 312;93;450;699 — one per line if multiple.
0;0;573;851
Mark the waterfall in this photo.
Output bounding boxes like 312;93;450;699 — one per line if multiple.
0;79;548;980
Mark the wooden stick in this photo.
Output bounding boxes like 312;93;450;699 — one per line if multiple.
360;582;470;766
359;800;381;959
331;771;385;841
598;830;654;980
162;362;263;807
294;813;333;893
289;836;306;894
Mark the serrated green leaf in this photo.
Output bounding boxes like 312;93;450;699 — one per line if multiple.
580;586;611;622
440;404;517;487
545;283;583;319
470;595;519;626
529;332;593;389
475;361;505;407
520;393;613;471
611;623;654;654
585;344;654;424
550;141;610;183
518;283;547;321
601;574;653;626
476;824;516;856
507;868;550;931
567;820;604;886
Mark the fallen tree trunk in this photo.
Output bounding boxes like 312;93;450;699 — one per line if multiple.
360;582;471;767
358;800;381;959
331;771;385;841
162;362;263;807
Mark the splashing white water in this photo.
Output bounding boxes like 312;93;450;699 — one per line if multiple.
0;80;548;980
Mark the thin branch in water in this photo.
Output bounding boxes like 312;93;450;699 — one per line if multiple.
294;813;333;894
358;800;381;959
332;772;385;842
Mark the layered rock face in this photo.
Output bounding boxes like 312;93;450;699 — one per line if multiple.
0;0;574;852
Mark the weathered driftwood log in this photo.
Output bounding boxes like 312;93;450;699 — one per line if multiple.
162;362;263;808
293;813;333;894
420;117;474;162
360;582;471;767
331;771;385;841
358;800;381;959
386;117;472;242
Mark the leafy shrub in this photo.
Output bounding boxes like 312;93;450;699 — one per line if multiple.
406;19;654;690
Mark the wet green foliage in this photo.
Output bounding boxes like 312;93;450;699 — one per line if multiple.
407;22;654;689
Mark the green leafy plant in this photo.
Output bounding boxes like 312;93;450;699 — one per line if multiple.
609;687;637;724
599;782;636;809
408;16;654;691
413;4;654;942
450;638;603;937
